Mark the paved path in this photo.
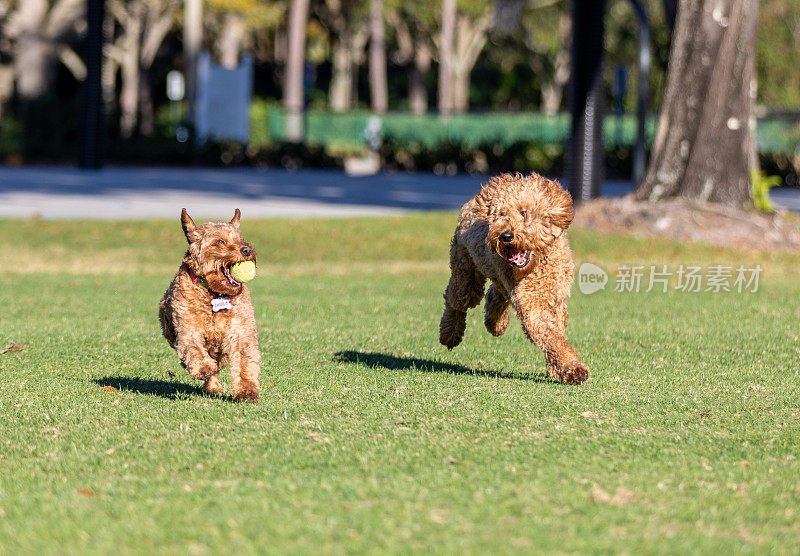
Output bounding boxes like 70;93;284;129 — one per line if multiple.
0;165;794;219
769;187;800;212
0;166;490;219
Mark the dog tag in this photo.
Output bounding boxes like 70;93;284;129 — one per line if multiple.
211;297;232;312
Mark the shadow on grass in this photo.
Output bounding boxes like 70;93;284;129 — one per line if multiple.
92;376;212;400
333;350;552;382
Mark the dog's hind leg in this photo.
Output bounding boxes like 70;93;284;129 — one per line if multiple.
440;242;486;349
484;284;510;336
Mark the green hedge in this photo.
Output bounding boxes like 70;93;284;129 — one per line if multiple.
259;105;798;156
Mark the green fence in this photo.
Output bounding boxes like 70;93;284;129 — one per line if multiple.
259;106;800;156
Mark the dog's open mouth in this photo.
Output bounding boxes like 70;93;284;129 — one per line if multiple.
507;250;531;268
221;265;242;287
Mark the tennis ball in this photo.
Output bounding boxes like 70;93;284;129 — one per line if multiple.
230;261;256;282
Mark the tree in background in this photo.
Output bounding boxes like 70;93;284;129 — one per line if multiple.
0;0;84;101
386;0;436;114
315;0;369;112
448;0;492;113
206;0;285;69
437;0;454;116
106;0;180;137
284;0;309;140
635;0;758;206
437;0;494;115
519;0;570;115
368;0;387;113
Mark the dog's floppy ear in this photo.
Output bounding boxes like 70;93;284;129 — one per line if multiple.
230;208;241;228
181;208;200;243
549;182;574;229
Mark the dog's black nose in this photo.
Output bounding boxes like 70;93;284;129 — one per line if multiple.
240;245;252;257
499;231;514;243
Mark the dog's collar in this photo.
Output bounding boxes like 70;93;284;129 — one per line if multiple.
187;266;232;311
187;267;210;290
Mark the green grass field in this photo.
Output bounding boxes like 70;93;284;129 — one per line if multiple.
1;214;799;554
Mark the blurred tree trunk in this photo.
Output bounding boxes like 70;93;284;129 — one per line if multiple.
101;13;118;114
368;0;387;113
540;41;569;114
274;26;288;63
350;31;368;105
525;12;571;116
328;31;368;111
450;64;469;114
207;0;286;67
138;1;175;135
0;65;14;119
436;0;492;115
329;36;354;111
437;0;455;117
5;0;84;100
409;47;431;115
323;0;368;112
108;0;177;137
0;65;14;117
634;0;758;206
450;8;493;113
219;12;247;69
115;1;142;138
386;9;430;115
184;0;202;121
284;0;309;140
12;0;52;98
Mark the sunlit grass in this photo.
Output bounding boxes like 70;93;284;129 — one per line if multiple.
1;215;798;553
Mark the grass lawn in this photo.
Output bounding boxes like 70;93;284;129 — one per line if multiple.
1;213;798;553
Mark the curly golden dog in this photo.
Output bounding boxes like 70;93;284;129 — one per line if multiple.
439;173;589;384
159;208;261;401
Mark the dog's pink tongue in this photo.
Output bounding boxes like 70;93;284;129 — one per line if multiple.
509;252;526;265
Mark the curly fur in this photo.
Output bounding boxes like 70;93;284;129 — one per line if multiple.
439;173;589;384
159;208;261;401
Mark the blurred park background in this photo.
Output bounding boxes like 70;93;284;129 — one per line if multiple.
0;0;797;191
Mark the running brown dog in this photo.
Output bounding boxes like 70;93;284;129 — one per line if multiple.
159;208;261;401
439;173;589;384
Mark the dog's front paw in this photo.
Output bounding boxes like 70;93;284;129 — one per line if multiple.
439;328;463;350
232;383;260;403
559;361;590;385
189;363;217;381
203;375;225;395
